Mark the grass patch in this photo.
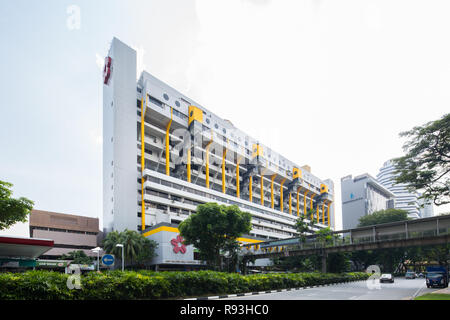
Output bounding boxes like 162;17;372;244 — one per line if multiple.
415;293;450;300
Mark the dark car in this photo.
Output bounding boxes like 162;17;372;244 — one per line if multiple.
426;266;449;288
426;272;447;288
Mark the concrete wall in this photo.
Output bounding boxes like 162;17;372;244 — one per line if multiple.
42;247;98;257
341;176;367;229
103;37;137;233
32;229;97;247
145;226;201;266
341;174;394;230
30;210;99;233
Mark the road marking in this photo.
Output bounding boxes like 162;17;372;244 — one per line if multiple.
349;296;358;300
412;282;426;299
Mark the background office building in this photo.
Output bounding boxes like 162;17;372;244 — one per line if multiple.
102;38;335;267
376;160;434;219
341;174;395;230
29;210;101;259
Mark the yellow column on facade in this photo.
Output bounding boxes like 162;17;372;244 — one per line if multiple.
316;203;320;223
280;178;286;212
165;107;173;176
260;176;264;206
327;201;332;227
270;175;276;209
303;190;309;218
205;140;213;188
140;94;147;231
187;147;191;183
322;202;326;224
310;193;316;221
222;147;227;193
296;187;302;217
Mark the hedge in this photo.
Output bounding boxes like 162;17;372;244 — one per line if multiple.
0;270;369;300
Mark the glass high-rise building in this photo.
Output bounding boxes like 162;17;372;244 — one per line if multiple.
376;159;430;219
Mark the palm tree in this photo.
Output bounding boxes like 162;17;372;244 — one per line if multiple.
102;229;158;269
102;230;122;258
121;229;143;266
135;236;158;268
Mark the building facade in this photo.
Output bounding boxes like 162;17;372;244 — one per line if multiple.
418;197;434;218
341;174;395;230
102;38;335;266
29;210;101;259
376;160;432;219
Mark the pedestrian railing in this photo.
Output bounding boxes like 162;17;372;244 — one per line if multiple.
242;226;449;257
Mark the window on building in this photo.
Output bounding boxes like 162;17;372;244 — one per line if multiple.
148;95;163;108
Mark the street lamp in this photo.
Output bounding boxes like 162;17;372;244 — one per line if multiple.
92;247;101;271
116;244;124;271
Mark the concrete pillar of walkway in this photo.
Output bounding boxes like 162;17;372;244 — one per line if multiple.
321;254;327;273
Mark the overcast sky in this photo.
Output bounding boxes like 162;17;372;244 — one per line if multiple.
1;0;449;235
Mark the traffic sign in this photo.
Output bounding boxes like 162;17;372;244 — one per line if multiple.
101;254;115;267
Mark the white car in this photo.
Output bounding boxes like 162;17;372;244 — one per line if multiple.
380;274;394;283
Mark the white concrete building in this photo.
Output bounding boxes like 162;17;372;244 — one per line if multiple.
102;38;335;268
341;173;395;230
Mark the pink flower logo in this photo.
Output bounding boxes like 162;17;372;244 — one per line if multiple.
171;235;186;254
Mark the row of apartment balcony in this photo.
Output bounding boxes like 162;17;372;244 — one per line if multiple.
137;170;329;234
136;205;298;240
136;135;331;203
137;99;329;194
137;165;329;221
137;187;299;233
137;148;332;224
136;205;299;240
136;98;333;229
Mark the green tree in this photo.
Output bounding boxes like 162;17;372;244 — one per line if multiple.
102;229;157;268
121;229;143;266
179;202;252;271
60;250;93;264
0;181;34;230
357;209;409;227
352;209;410;272
295;215;313;243
102;230;122;257
393;113;450;206
420;244;450;266
315;227;335;246
327;252;351;273
135;236;158;268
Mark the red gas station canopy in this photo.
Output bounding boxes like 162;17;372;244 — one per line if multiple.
0;235;54;259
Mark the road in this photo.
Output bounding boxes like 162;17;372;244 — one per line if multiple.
221;278;442;300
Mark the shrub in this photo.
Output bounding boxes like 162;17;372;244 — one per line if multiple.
0;270;369;300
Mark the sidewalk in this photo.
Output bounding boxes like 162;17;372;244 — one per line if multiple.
432;287;450;295
413;286;450;300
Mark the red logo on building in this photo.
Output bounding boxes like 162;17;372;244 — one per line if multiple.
171;235;186;254
103;56;112;85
